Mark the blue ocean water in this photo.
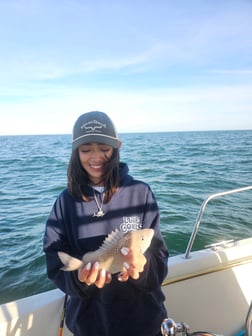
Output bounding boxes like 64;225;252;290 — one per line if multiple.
0;130;251;304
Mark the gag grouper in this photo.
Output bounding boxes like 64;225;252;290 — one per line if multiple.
58;228;154;274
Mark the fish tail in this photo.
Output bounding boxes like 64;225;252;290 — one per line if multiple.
58;251;83;271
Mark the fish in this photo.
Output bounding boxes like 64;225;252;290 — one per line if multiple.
58;228;154;274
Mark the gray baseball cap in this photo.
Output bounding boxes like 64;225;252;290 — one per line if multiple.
72;111;120;150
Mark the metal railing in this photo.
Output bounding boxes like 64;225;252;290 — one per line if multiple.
184;185;252;259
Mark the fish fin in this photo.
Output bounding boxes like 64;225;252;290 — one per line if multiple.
99;229;125;251
58;251;83;271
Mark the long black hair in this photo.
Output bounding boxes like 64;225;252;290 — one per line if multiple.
67;148;120;202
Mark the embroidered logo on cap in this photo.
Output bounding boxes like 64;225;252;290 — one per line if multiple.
81;120;106;133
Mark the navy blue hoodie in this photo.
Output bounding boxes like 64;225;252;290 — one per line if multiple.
43;163;169;336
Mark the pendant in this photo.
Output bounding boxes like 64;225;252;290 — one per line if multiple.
92;190;105;217
93;210;106;217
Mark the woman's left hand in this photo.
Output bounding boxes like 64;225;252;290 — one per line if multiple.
118;247;147;282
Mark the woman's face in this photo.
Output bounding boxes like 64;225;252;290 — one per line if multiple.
78;142;114;185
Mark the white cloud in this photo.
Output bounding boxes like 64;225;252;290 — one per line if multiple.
1;84;251;135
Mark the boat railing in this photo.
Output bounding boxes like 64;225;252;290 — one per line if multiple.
184;185;252;259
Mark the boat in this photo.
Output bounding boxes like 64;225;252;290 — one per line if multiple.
0;186;251;336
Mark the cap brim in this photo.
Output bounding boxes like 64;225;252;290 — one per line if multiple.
72;134;119;150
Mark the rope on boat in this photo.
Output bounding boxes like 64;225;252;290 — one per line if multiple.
245;300;252;336
58;294;68;336
236;299;252;336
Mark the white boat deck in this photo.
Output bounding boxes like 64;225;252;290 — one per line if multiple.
162;238;252;336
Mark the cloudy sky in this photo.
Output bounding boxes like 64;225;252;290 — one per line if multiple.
0;0;252;135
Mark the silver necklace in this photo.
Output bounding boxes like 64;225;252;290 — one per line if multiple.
93;190;106;217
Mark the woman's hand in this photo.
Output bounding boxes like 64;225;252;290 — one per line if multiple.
78;262;112;288
118;247;147;282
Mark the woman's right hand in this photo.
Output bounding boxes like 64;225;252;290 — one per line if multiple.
78;262;112;288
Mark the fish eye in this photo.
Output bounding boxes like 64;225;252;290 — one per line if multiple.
141;236;145;241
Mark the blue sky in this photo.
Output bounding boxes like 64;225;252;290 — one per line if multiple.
0;0;252;135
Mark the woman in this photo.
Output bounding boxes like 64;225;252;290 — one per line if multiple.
43;111;169;336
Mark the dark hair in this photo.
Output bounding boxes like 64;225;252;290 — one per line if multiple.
67;148;120;202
